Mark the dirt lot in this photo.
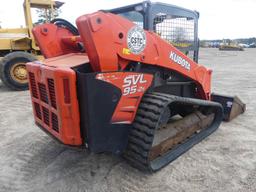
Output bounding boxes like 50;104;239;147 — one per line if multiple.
0;48;255;192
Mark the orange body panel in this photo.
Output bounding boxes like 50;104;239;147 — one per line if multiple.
43;53;89;68
32;24;81;58
76;11;212;99
26;53;88;145
96;72;153;123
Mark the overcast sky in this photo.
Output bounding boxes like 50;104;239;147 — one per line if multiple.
0;0;255;40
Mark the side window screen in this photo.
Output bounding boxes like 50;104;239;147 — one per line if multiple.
153;13;195;50
118;11;143;28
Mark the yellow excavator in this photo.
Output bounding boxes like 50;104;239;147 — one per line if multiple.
0;0;63;90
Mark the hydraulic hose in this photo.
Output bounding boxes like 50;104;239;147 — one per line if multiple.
51;18;79;35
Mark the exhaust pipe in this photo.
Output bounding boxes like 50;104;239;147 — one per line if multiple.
211;93;246;121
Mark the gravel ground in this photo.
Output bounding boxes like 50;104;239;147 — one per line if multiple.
0;48;255;192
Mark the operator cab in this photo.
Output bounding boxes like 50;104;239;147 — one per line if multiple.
109;1;199;62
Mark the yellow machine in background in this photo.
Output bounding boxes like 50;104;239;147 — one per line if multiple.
219;39;244;51
0;0;63;90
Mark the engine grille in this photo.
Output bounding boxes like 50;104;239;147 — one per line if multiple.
34;102;42;120
51;113;59;133
48;79;57;109
38;83;48;104
29;72;38;98
28;72;59;133
42;107;50;126
26;53;83;146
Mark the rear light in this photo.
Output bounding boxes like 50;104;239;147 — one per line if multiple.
63;78;71;103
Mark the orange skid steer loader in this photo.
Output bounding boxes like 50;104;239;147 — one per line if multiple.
26;2;245;171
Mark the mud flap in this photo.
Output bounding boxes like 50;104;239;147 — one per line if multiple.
211;93;246;121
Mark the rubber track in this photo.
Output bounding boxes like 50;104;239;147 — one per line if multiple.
124;92;223;172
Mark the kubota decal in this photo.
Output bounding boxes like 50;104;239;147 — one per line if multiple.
169;51;191;70
127;26;146;55
123;74;147;95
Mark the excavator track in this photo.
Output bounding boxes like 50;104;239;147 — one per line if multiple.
124;92;223;172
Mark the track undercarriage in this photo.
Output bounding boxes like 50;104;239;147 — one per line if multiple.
125;92;223;171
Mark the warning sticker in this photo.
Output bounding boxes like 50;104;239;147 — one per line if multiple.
127;26;146;55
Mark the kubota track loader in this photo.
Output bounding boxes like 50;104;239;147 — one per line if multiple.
26;1;245;171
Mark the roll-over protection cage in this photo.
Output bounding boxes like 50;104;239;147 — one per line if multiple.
108;1;200;62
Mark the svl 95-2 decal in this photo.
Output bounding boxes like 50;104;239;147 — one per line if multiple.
96;72;153;123
123;74;147;95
